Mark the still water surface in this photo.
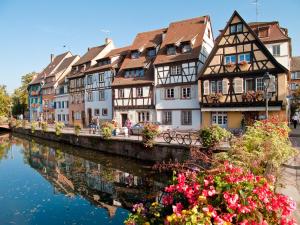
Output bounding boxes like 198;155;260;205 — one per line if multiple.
0;133;164;225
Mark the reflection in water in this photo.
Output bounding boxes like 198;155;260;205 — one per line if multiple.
0;133;165;225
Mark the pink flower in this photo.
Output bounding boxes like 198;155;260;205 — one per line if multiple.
172;202;183;216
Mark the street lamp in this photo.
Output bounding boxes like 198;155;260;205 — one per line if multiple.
263;72;271;119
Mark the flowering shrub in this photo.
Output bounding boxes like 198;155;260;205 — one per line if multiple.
22;120;28;128
16;120;22;128
41;121;48;132
142;123;160;148
101;122;114;139
55;122;65;136
216;117;296;176
199;125;232;149
74;124;81;136
31;121;38;133
125;162;296;225
208;93;223;103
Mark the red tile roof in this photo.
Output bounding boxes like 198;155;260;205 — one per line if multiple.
154;16;209;65
291;56;300;72
249;21;290;44
73;45;106;66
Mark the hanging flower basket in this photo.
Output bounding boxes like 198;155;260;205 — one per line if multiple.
208;93;223;103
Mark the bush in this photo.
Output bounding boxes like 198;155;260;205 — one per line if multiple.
199;125;232;149
125;162;296;225
31;122;38;133
55;122;65;136
41;121;48;132
0;116;8;125
216;117;297;176
22;120;28;128
101;122;114;139
74;124;81;136
142;123;160;148
16;120;22;128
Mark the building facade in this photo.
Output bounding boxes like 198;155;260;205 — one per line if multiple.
84;46;129;123
112;29;166;127
198;11;288;129
28;82;43;121
153;16;214;130
68;39;114;127
54;79;70;124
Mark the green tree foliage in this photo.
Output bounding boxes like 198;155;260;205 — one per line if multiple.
0;85;11;117
12;72;36;115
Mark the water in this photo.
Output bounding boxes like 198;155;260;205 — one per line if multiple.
0;133;164;225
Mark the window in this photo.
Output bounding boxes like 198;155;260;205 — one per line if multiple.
291;83;299;91
66;101;69;108
272;45;280;56
136;87;143;97
170;65;181;75
66;115;69;121
211;80;223;93
99;72;104;82
98;59;110;66
182;43;191;53
75;112;81;120
163;111;172;125
181;111;192;125
58;102;61;109
147;48;156;57
58;114;61;121
62;114;65;121
245;79;255;91
62;101;65;108
102;108;108;116
291;72;300;80
99;90;105;101
131;51;140;59
138;111;150;122
94;109;100;116
118;89;124;98
208;29;211;39
225;55;236;65
166;88;175;99
230;23;243;34
125;69;144;78
181;87;191;99
256;78;264;91
212;112;227;128
87;75;93;85
87;92;93;102
257;27;269;38
167;45;176;55
238;53;251;63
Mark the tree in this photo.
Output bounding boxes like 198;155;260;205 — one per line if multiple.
0;85;11;117
12;72;36;116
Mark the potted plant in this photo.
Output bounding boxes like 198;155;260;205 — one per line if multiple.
74;124;81;136
238;60;251;71
55;122;65;136
208;92;223;103
22;120;28;128
224;62;236;72
41;121;48;132
100;122;114;139
198;125;232;149
31;121;38;133
255;90;264;101
16;120;22;128
142;123;160;148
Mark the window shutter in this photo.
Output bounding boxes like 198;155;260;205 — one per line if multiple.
191;85;198;98
222;78;229;94
114;89;118;98
203;80;210;95
132;88;136;98
160;89;165;100
268;75;276;93
234;77;244;94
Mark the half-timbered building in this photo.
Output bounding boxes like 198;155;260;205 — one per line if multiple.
67;39;114;127
198;11;289;129
112;29;166;127
84;46;130;123
153;16;214;130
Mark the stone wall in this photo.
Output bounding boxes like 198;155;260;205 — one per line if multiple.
12;127;190;162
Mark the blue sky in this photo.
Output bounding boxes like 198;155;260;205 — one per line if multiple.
0;0;299;93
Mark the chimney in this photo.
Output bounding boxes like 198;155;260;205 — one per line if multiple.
105;37;112;45
88;47;90;51
50;54;55;62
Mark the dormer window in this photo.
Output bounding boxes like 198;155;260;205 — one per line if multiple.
131;51;140;59
182;43;192;53
167;45;176;55
98;59;111;66
125;69;144;78
257;27;269;38
147;48;156;58
230;23;243;34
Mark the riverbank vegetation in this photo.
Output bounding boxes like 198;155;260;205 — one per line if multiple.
125;117;297;224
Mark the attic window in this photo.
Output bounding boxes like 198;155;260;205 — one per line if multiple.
125;69;144;78
230;23;243;34
167;45;176;55
147;48;156;58
98;59;111;66
182;43;192;53
131;51;140;59
258;27;269;38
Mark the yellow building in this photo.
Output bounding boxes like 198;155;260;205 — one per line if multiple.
198;11;288;129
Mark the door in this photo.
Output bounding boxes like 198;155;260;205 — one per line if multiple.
81;111;86;127
121;114;128;127
88;108;92;124
212;112;228;128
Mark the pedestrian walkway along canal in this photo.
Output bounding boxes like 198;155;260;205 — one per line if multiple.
0;132;166;225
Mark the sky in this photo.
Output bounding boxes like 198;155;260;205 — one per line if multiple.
0;0;299;94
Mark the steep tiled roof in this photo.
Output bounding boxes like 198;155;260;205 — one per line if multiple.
154;16;209;65
105;46;131;58
30;52;70;85
73;45;106;66
249;21;290;43
291;57;300;72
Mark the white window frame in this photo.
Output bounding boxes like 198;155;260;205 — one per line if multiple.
210;80;223;93
225;55;236;65
212;112;227;128
170;65;181;76
256;78;264;91
166;88;175;99
272;45;281;56
181;110;192;125
136;87;143;97
99;90;105;101
291;72;300;80
87;92;93;102
118;89;124;98
138;111;150;122
163;111;172;125
238;53;251;63
181;87;191;99
99;72;104;83
102;108;108;116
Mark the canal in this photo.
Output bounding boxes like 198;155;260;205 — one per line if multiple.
0;132;165;225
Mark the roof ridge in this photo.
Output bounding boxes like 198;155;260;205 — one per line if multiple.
169;15;208;25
